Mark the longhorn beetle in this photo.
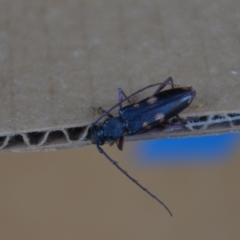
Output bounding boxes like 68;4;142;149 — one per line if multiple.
90;77;196;216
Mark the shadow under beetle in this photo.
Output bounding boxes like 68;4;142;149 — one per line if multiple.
90;77;196;216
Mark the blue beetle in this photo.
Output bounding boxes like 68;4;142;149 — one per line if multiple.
90;77;196;216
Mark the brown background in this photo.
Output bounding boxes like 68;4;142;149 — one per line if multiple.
0;141;240;239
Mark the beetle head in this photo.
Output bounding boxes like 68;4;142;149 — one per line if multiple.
90;123;105;146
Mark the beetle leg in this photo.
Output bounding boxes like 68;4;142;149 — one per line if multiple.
109;141;115;146
166;123;186;131
154;77;174;94
176;114;186;124
92;106;113;117
165;118;188;130
98;107;114;118
91;106;100;117
154;122;186;132
118;88;133;108
116;136;124;150
108;137;124;150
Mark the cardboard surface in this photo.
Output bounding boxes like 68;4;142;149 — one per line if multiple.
0;0;240;151
0;143;240;239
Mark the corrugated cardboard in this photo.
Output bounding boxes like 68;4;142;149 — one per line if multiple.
0;0;240;151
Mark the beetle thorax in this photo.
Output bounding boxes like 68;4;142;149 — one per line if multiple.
103;117;125;141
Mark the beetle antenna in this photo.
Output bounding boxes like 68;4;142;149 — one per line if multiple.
94;79;173;125
97;145;173;216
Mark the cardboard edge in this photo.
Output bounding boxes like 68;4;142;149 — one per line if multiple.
1;112;240;152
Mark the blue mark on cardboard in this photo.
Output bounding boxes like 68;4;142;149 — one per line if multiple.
135;134;239;165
